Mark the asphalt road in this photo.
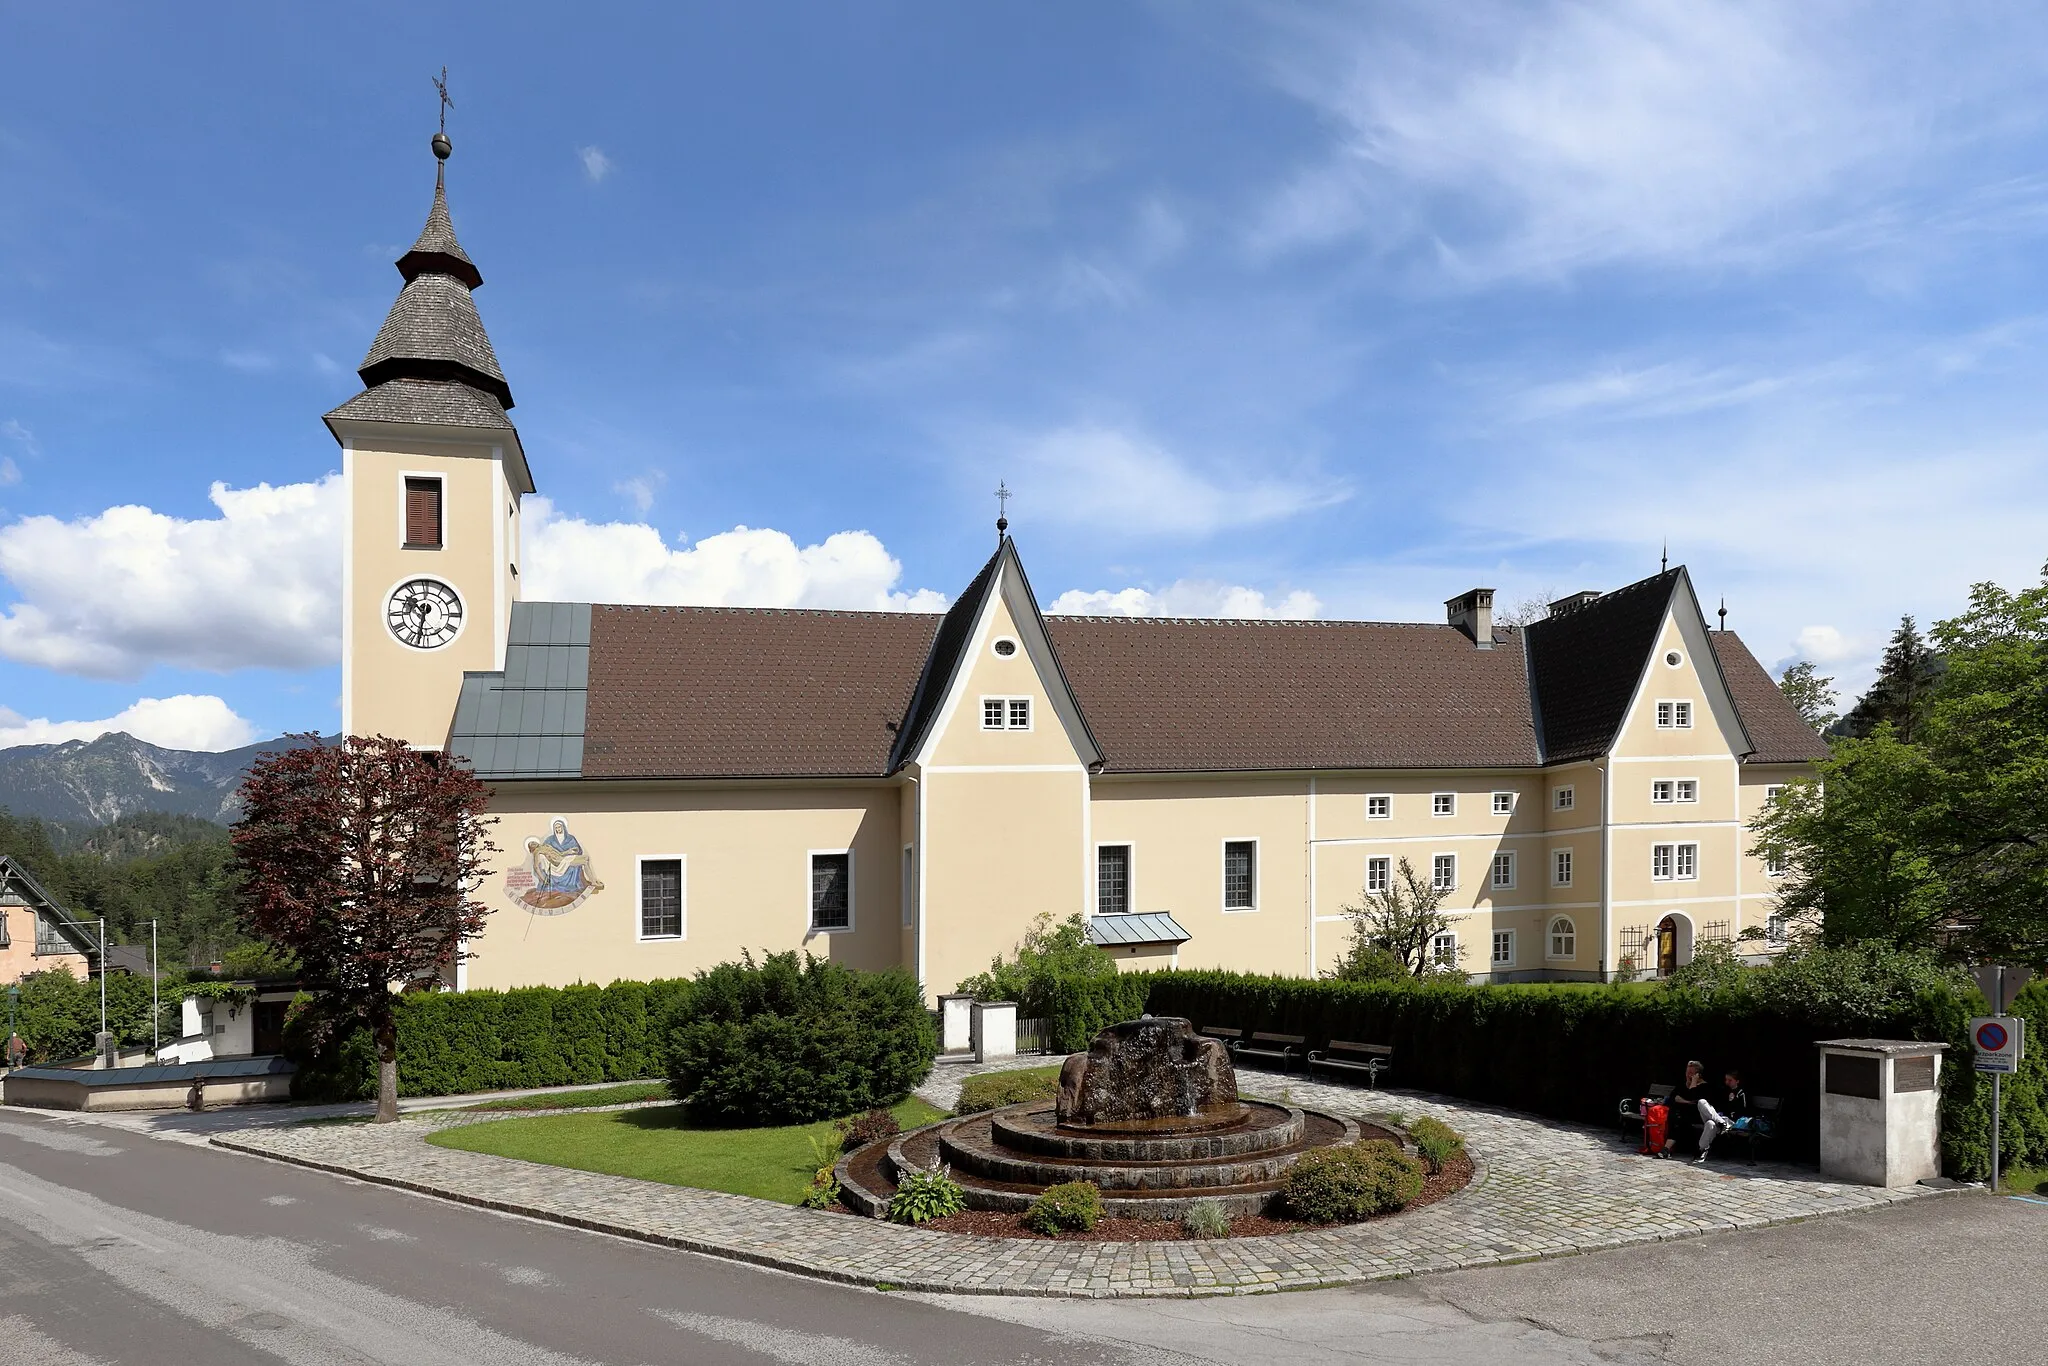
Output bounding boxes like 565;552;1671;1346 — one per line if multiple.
2;1104;2040;1365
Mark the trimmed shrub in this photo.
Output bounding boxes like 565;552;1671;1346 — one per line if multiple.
284;977;693;1102
1180;1198;1231;1239
1023;1180;1103;1235
955;1068;1060;1115
1284;1140;1424;1223
1146;951;1991;1168
840;1108;901;1152
1040;973;1155;1053
889;1167;966;1225
665;951;937;1126
1407;1116;1465;1174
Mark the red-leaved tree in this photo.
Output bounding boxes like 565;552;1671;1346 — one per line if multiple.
232;734;498;1121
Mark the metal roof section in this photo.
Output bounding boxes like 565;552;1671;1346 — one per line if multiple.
1086;911;1192;947
447;602;590;779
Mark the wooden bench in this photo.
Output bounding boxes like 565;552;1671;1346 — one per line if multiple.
1198;1025;1244;1050
1229;1031;1306;1072
1306;1040;1393;1088
1618;1084;1676;1142
1720;1095;1781;1165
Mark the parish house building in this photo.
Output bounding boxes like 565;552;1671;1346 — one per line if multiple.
327;137;1827;1001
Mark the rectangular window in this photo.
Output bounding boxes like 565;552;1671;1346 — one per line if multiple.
1491;851;1515;889
1491;929;1514;967
1554;786;1575;811
1432;793;1455;816
1765;784;1785;803
1675;779;1698;803
1765;848;1787;878
1553;849;1573;886
1492;791;1514;816
1366;794;1391;820
1097;845;1131;917
638;858;683;940
1365;856;1390;893
1430;932;1458;968
1652;779;1674;804
981;697;1031;730
1223;840;1257;910
403;476;443;549
1654;699;1694;729
1767;914;1788;944
809;851;852;931
1676;842;1697;879
1651;844;1674;880
1431;853;1456;892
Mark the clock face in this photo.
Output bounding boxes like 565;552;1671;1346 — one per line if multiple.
387;578;464;649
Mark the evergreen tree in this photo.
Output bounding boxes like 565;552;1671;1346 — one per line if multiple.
1838;616;1941;742
1778;660;1839;733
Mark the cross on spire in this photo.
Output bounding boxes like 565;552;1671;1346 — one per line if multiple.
434;66;454;135
994;481;1011;541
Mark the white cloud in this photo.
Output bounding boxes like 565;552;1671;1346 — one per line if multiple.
0;694;258;751
2;418;37;464
995;424;1346;537
611;472;664;515
578;146;615;184
0;476;343;678
1048;580;1321;619
1793;625;1856;665
1244;3;2046;278
521;498;946;611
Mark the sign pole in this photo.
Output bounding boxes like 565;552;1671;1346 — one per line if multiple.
151;919;159;1055
1991;965;2005;1195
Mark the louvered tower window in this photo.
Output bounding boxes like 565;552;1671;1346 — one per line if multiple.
405;477;444;549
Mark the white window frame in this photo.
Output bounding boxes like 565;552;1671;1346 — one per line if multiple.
1431;852;1457;892
979;695;1033;731
1675;778;1698;804
1553;848;1573;886
990;636;1019;658
1430;930;1459;969
1554;785;1575;811
1491;791;1514;816
1221;837;1259;913
1490;850;1516;890
1764;849;1788;878
1651;843;1674;881
1491;928;1515;968
1765;784;1786;803
1431;792;1456;817
1096;842;1135;918
1676;842;1698;880
807;848;855;934
1652;779;1674;804
1547;916;1577;960
634;854;686;942
1655;699;1694;730
1365;855;1391;894
397;469;447;551
1366;794;1392;820
1767;913;1789;944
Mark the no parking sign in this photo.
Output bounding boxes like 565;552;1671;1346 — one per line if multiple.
1971;1016;2023;1074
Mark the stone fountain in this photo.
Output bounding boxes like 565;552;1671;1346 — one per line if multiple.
840;1016;1361;1219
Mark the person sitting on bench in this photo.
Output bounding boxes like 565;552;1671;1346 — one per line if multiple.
1665;1060;1711;1157
1693;1068;1748;1165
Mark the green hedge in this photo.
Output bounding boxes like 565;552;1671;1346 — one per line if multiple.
1143;969;2012;1170
287;977;692;1102
1041;972;1155;1053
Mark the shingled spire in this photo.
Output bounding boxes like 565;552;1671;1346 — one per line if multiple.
325;127;527;456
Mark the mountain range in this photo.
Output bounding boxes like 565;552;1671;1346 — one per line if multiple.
0;731;321;826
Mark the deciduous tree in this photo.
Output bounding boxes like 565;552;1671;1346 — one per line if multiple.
232;735;497;1120
1337;857;1460;978
1777;660;1839;733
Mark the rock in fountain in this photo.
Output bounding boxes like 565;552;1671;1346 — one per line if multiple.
1056;1016;1239;1128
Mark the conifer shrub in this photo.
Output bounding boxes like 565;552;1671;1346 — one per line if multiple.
1283;1140;1424;1223
664;951;937;1127
1023;1181;1104;1235
954;1068;1061;1115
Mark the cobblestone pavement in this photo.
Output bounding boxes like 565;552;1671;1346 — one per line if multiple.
213;1066;1953;1298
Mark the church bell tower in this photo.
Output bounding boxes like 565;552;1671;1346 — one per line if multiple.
326;122;533;747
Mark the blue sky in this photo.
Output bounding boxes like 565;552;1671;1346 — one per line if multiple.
4;3;2048;749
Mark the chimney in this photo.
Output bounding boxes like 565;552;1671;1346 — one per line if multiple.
1445;588;1495;649
1547;590;1602;617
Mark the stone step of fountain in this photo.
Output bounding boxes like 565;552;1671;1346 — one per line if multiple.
938;1110;1358;1192
990;1100;1306;1162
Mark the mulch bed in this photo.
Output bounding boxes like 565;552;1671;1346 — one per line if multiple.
889;1152;1476;1242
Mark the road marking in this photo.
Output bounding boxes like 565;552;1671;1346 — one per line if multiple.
2005;1194;2048;1207
652;1309;917;1365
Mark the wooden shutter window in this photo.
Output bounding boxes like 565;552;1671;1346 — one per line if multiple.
405;477;443;548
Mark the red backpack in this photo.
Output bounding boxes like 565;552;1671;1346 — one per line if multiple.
1640;1101;1669;1155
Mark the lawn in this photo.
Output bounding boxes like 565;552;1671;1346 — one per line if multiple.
426;1094;947;1203
1997;1164;2048;1196
462;1081;670;1111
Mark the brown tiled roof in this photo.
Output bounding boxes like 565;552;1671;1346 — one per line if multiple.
579;605;939;779
324;378;513;431
1711;632;1830;764
1525;569;1679;764
1046;617;1539;771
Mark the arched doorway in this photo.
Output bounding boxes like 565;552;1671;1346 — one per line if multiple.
1655;914;1694;977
